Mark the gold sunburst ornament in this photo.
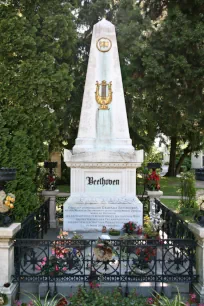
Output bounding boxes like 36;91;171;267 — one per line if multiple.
95;80;112;110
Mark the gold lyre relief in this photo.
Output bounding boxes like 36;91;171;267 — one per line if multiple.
95;80;112;110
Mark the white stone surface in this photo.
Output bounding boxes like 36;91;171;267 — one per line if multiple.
64;197;143;231
72;19;134;154
0;223;21;287
146;190;163;215
63;19;143;231
191;151;204;169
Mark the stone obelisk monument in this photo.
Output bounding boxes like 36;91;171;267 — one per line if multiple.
64;19;143;231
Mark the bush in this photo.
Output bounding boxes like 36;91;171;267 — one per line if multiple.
179;171;197;209
69;286;147;306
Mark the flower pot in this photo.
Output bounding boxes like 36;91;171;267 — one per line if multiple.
196;216;204;227
0;213;13;227
147;163;161;170
44;161;57;169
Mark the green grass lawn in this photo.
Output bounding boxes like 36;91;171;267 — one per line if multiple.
160;198;180;212
136;176;181;196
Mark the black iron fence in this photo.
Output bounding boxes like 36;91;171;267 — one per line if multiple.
155;199;195;240
15;199;50;239
13;238;197;293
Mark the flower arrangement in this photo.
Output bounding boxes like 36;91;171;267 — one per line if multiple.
35;230;81;275
134;246;156;270
0;191;15;213
145;170;160;191
143;216;160;238
4;193;15;210
123;221;137;234
94;239;113;261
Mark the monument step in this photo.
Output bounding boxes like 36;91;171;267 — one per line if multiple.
38;282;172;298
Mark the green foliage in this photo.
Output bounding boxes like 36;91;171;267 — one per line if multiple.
115;0;204;174
22;291;64;306
179;171;197;209
69;286;147;306
0;1;76;220
143;147;163;166
152;289;186;306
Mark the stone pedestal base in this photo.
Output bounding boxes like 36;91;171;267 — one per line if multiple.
146;190;163;214
2;283;18;306
63;196;143;231
42;190;59;228
188;223;204;302
0;223;21;305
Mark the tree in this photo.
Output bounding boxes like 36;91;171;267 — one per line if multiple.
115;0;204;175
0;0;76;220
75;0;156;151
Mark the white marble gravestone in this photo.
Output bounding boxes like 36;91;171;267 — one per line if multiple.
63;19;143;231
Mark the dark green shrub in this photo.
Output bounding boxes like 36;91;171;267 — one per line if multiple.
69;286;147;306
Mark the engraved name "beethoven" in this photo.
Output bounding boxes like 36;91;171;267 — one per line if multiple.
86;177;119;186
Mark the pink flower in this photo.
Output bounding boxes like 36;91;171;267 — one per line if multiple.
189;293;197;303
42;257;47;262
147;297;154;305
35;265;41;271
55;265;59;271
185;303;190;306
41;261;46;266
62;267;67;271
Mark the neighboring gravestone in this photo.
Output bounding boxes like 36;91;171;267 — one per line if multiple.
63;19;143;231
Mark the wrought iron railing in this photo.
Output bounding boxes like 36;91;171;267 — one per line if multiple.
15;199;50;239
13;238;197;293
155;199;195;240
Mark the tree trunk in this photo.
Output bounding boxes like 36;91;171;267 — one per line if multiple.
175;148;190;175
166;136;177;177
